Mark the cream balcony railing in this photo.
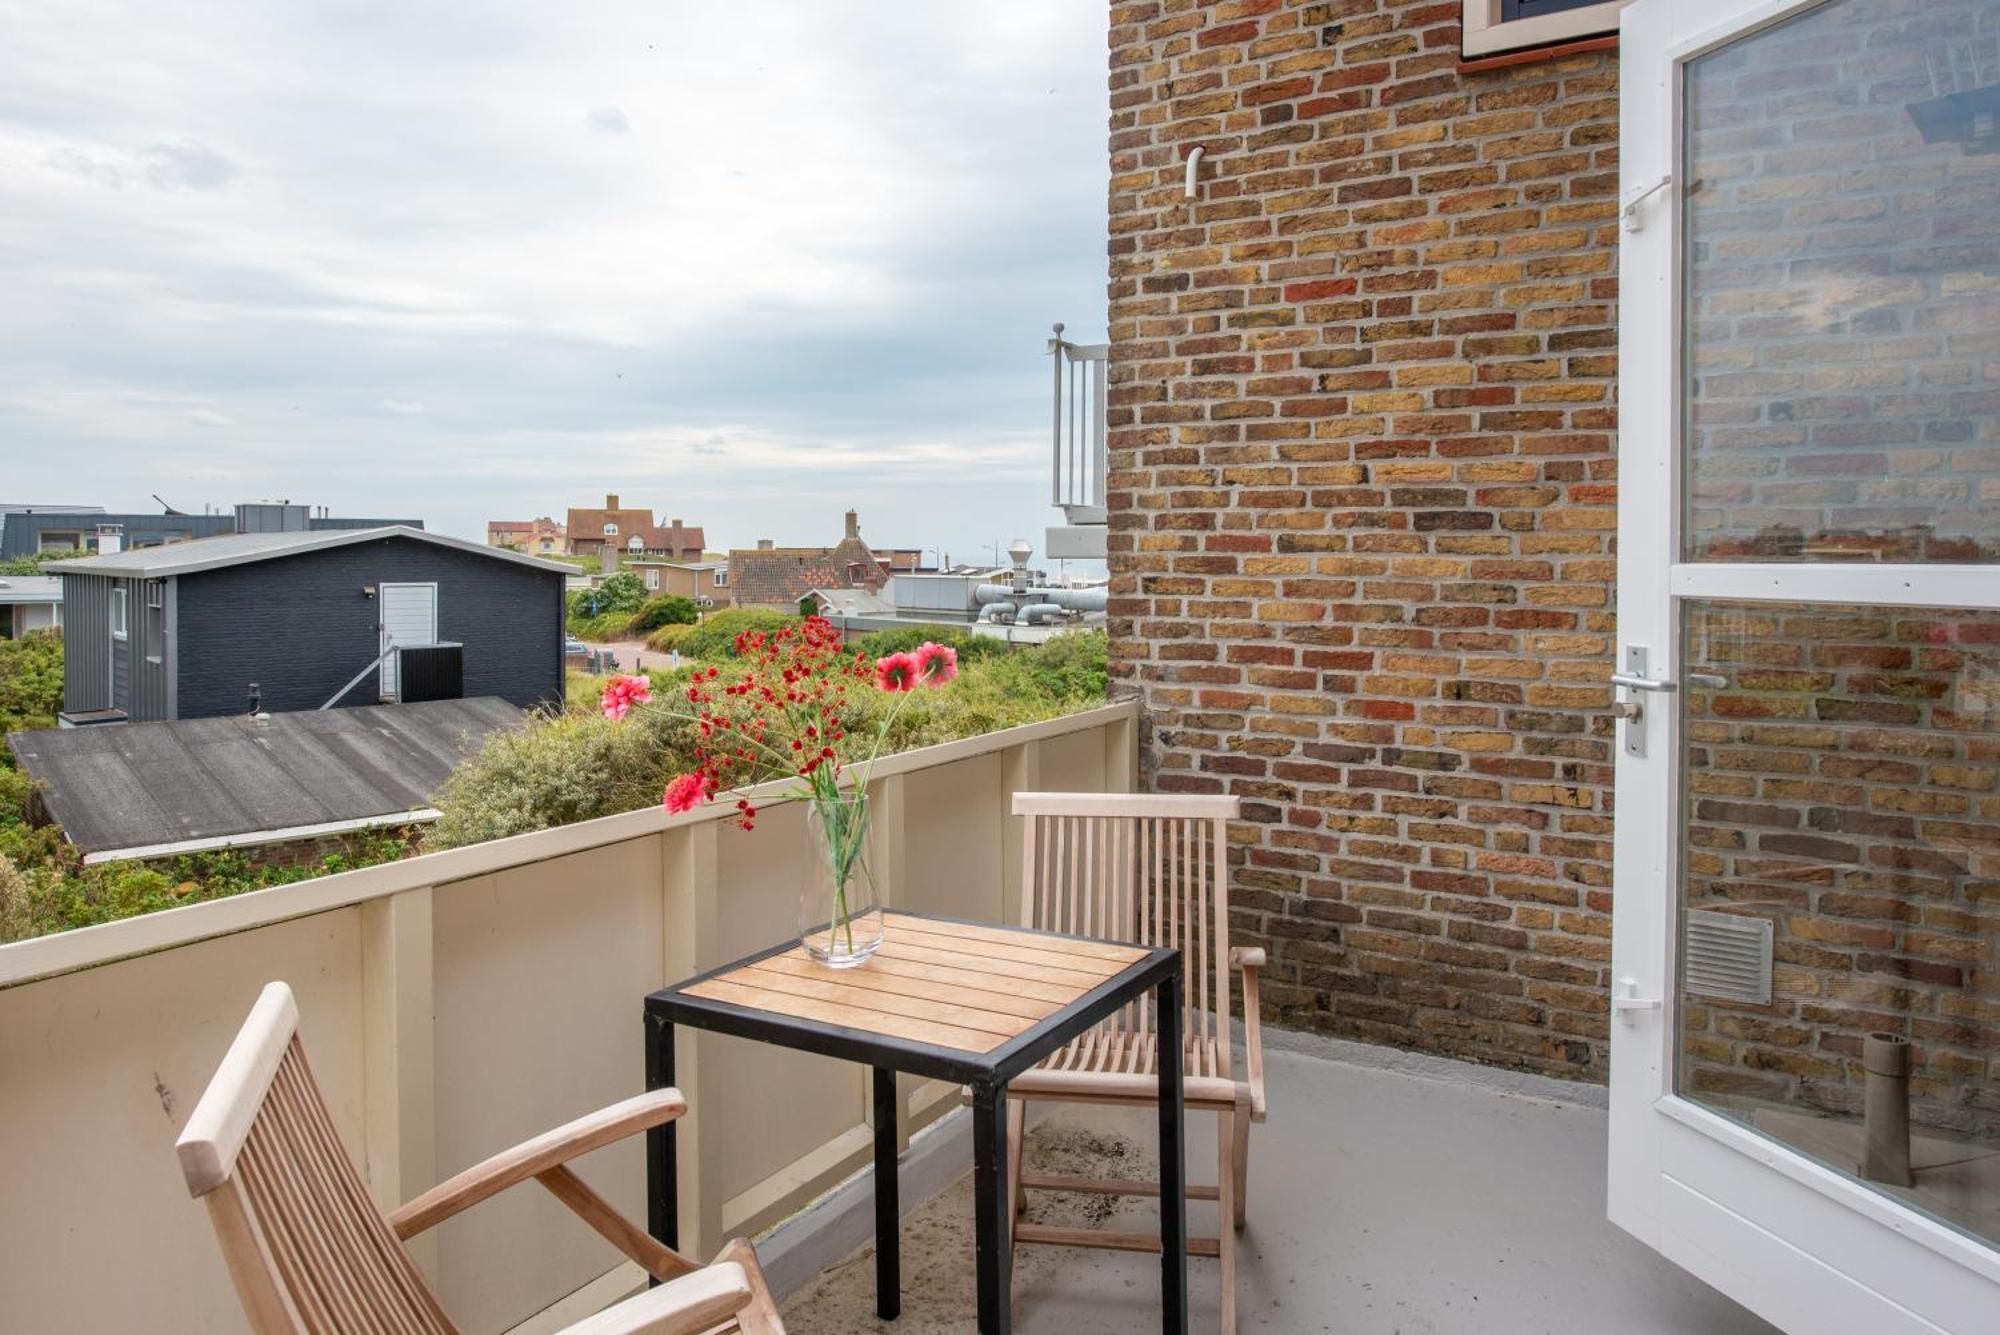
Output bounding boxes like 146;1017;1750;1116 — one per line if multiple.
0;701;1138;1335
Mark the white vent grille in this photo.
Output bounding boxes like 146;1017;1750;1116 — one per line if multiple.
1684;910;1773;1005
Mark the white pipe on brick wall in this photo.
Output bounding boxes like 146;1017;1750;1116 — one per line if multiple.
1185;145;1204;198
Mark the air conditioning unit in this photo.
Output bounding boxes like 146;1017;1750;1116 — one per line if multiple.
397;643;464;703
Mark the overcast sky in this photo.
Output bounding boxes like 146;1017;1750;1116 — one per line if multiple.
0;2;1108;564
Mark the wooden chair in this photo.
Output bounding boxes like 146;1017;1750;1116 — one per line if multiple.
175;981;784;1335
1006;793;1265;1335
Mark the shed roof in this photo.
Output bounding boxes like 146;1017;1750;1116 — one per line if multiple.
43;526;572;578
7;698;522;860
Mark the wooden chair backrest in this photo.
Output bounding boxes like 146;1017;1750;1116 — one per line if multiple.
1013;792;1240;1070
176;982;456;1335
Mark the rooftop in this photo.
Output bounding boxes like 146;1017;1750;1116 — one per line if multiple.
0;576;61;604
9;697;522;861
44;525;573;578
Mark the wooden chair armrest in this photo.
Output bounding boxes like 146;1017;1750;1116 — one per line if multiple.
391;1089;686;1239
1232;949;1268;1121
556;1261;751;1335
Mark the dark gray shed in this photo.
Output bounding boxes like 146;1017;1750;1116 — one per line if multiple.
48;527;568;722
8;697;521;862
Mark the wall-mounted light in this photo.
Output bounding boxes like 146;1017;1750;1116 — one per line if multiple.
362;585;377;599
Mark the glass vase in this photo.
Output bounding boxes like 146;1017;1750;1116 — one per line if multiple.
801;792;883;968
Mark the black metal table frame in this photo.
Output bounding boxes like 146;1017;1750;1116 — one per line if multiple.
643;912;1189;1335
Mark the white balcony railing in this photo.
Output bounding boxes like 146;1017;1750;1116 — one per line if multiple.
1049;322;1108;526
0;702;1138;1335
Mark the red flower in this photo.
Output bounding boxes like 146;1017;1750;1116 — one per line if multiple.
600;673;653;720
662;771;713;814
874;652;920;692
913;641;958;686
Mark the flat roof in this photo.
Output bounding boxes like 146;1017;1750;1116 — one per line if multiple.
44;526;572;578
8;698;523;859
0;576;61;604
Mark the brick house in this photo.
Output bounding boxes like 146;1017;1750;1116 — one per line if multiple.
628;559;732;606
1105;0;2000;1090
564;494;707;561
728;510;891;611
486;516;566;555
1107;0;1624;1081
1096;0;2000;1316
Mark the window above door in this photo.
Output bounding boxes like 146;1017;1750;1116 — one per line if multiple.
1462;0;1629;56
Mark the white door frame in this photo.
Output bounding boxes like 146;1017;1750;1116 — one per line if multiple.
377;582;438;700
1611;2;2000;1331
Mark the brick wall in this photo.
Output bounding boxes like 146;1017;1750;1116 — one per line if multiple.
1106;0;1622;1078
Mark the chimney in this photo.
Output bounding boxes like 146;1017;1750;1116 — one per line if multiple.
671;517;683;528
606;493;620;510
758;538;774;551
844;509;860;540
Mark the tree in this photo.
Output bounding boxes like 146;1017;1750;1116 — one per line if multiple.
566;570;648;620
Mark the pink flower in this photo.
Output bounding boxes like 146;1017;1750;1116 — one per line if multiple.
600;673;653;720
873;652;919;692
662;771;713;814
913;641;958;686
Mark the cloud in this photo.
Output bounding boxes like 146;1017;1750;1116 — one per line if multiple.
141;140;234;191
40;138;234;191
186;407;234;426
0;2;1110;566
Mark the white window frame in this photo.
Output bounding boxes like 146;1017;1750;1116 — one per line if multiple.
645;569;659;590
603;521;618;536
109;587;128;641
713;569;727;588
1461;0;1629;56
1610;3;2000;1331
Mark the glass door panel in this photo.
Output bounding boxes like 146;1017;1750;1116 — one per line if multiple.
1683;0;2000;564
1679;598;2000;1249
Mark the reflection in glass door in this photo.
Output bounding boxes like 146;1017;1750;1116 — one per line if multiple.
1673;0;2000;1256
1678;601;2000;1249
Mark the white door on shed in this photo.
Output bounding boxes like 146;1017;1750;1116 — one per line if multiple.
377;582;437;699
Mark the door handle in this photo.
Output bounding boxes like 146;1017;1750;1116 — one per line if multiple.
1614;977;1661;1024
1610;672;1676;692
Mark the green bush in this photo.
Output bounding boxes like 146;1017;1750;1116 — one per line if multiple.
0;550;79;576
644;622;699;654
426;699;698;849
566;610;634;642
629;594;699;634
0;630;63;751
672;609;799;660
566;571;647;622
431;629;1112;850
851;624;1008;665
0;835;415;944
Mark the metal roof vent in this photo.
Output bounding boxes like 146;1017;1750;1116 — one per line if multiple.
1684;910;1774;1006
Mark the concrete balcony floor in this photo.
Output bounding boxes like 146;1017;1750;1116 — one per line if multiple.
779;1036;1779;1334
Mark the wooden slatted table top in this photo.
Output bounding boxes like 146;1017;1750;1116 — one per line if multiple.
676;912;1152;1056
